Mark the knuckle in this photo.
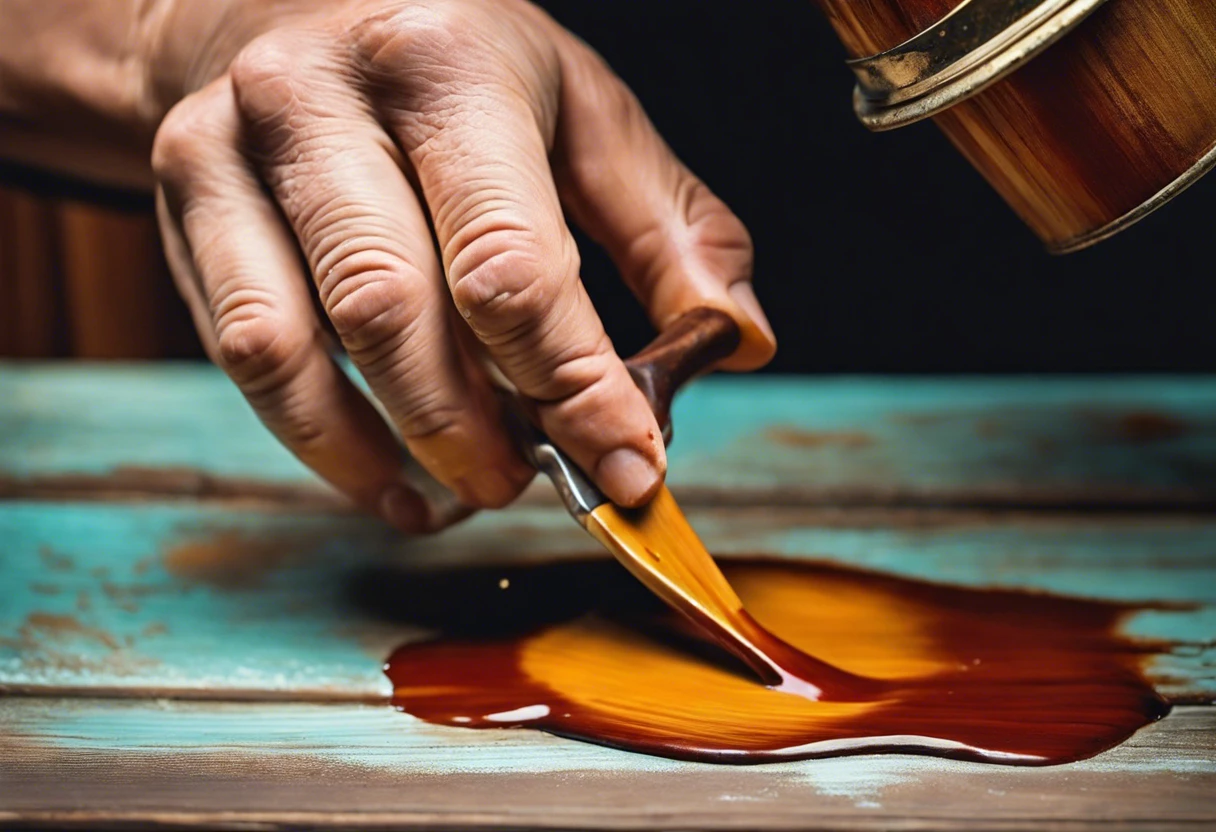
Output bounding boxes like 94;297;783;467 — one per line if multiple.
324;259;422;359
350;13;411;74
729;213;755;259
544;342;616;406
214;307;302;389
542;355;661;454
210;292;328;453
352;4;479;75
151;98;211;185
450;233;578;339
229;34;310;126
264;396;328;450
684;179;754;260
508;326;616;404
397;397;467;442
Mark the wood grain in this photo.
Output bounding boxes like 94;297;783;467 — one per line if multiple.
2;698;1212;830
0;187;195;359
934;0;1216;249
0;189;63;356
808;0;1216;249
55;201;174;359
813;0;959;58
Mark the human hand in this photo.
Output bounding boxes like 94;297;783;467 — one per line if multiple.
148;0;776;531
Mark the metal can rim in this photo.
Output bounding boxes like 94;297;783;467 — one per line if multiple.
848;0;1109;131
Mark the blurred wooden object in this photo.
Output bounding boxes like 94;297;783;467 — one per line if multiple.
815;0;1216;252
0;184;198;359
935;0;1216;252
0;187;61;357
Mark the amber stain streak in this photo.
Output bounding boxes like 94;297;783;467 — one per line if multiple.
585;488;879;701
387;541;1169;765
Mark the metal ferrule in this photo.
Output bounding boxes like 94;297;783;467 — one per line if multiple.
848;0;1108;130
497;390;606;525
523;432;607;524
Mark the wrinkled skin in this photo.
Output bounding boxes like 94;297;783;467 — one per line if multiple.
6;0;776;531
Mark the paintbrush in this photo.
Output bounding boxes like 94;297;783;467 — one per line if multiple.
501;308;861;699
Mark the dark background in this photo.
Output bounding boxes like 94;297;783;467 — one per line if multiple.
537;0;1215;373
5;0;1210;371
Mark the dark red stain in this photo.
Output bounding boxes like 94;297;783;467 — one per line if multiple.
383;558;1169;765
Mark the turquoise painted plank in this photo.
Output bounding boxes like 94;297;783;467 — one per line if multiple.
0;362;314;484
4;363;1216;505
3;698;1212;828
0;502;588;698
2;502;1212;700
671;376;1216;504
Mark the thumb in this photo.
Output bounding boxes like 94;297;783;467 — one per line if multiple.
550;33;776;372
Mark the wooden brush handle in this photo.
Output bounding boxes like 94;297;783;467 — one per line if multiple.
625;308;741;443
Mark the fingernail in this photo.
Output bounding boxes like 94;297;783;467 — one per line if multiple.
456;468;518;508
729;281;776;344
596;447;662;507
380;484;428;532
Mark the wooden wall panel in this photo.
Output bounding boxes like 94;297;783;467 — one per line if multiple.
0;185;199;359
0;188;63;357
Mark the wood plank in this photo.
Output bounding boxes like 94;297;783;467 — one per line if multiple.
2;501;1212;701
4;366;1216;507
2;698;1212;830
55;201;188;359
0;188;64;357
0;362;317;495
671;376;1216;507
0;194;197;360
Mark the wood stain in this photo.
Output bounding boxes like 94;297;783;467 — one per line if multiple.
385;538;1169;765
584;488;881;701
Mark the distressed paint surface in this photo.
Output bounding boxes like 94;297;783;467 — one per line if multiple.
1;363;314;483
672;376;1216;504
2;699;1213;829
3;366;1215;829
2;502;1213;700
5;364;1216;505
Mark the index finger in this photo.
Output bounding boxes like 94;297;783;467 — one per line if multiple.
391;80;667;507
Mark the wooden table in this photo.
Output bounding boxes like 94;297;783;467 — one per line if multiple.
2;365;1214;830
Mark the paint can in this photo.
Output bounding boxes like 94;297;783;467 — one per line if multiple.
815;0;1216;251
